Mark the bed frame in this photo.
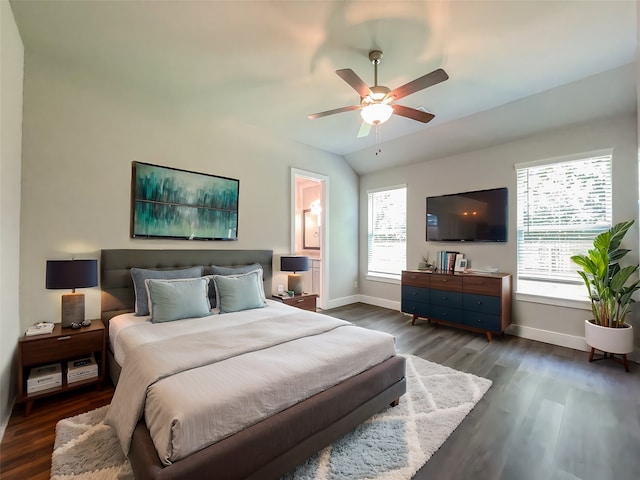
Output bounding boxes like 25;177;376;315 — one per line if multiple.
100;248;406;480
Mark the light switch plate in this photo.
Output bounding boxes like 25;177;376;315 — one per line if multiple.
277;284;284;293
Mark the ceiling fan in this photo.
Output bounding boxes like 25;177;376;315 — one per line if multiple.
308;50;449;137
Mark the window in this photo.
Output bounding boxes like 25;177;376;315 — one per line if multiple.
367;185;407;280
515;150;612;302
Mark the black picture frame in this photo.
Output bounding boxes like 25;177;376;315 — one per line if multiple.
131;162;239;240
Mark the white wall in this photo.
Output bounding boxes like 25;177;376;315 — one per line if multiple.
359;113;638;355
18;53;358;332
0;0;24;433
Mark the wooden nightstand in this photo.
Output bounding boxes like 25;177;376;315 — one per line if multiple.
17;319;106;416
272;293;318;312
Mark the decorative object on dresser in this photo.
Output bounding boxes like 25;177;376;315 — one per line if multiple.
17;319;106;416
273;292;318;311
571;220;638;372
46;259;98;328
280;255;310;295
401;270;512;342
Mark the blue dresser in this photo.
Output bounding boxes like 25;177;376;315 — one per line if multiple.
401;270;512;342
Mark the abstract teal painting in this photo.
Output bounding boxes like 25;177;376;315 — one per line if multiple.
131;162;239;240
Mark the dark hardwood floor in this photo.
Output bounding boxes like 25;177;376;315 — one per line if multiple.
0;383;114;480
324;303;640;480
1;302;638;480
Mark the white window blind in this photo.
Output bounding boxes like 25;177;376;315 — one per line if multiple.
516;153;612;286
367;186;407;278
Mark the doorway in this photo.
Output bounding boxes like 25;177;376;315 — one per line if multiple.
291;168;328;310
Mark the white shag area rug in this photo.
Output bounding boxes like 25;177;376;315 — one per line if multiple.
51;355;491;480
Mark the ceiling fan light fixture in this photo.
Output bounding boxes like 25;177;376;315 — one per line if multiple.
360;103;393;125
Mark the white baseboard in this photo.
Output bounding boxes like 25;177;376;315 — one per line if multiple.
324;295;360;310
505;324;590;352
0;396;14;443
356;295;401;311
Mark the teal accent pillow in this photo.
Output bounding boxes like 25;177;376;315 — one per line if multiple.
145;277;212;323
208;263;263;307
131;266;203;316
212;270;267;314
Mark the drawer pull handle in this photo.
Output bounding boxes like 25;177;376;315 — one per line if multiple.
412;292;417;296
297;299;305;303
442;279;448;282
57;336;71;341
477;301;483;305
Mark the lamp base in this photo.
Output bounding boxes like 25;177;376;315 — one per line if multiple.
61;293;85;328
287;274;304;296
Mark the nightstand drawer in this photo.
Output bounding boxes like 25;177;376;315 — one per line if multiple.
282;295;317;311
22;330;103;365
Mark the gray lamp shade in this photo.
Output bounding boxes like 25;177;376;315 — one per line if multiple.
280;256;310;273
46;259;98;290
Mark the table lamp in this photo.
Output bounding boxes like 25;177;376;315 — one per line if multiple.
280;255;309;295
46;259;98;328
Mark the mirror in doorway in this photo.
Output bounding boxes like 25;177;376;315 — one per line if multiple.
303;209;320;249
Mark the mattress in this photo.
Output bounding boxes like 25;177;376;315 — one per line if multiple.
106;302;397;465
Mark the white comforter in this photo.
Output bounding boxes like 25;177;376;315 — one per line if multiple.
105;302;397;465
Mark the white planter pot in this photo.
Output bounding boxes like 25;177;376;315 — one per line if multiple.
584;319;634;354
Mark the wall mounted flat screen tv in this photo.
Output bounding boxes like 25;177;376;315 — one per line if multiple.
426;187;508;242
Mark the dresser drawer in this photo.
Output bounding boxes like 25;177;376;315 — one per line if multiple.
401;286;429;304
463;311;502;332
430;274;463;292
402;300;431;318
430;305;463;324
430;290;462;308
463;293;501;315
402;271;430;288
21;330;104;365
462;276;502;296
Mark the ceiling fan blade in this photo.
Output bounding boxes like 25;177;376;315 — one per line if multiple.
389;68;449;101
393;105;435;123
357;122;371;138
336;69;372;98
308;105;360;120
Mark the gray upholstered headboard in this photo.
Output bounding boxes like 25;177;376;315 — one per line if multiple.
100;249;273;324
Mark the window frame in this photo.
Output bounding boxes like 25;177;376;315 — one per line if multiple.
366;184;407;283
514;149;613;308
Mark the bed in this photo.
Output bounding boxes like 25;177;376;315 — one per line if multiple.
100;249;406;480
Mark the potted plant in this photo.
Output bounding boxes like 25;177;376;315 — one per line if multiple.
571;220;638;371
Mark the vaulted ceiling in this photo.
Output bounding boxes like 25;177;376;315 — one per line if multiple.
10;0;637;174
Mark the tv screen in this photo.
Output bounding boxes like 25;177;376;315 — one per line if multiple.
426;187;508;242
